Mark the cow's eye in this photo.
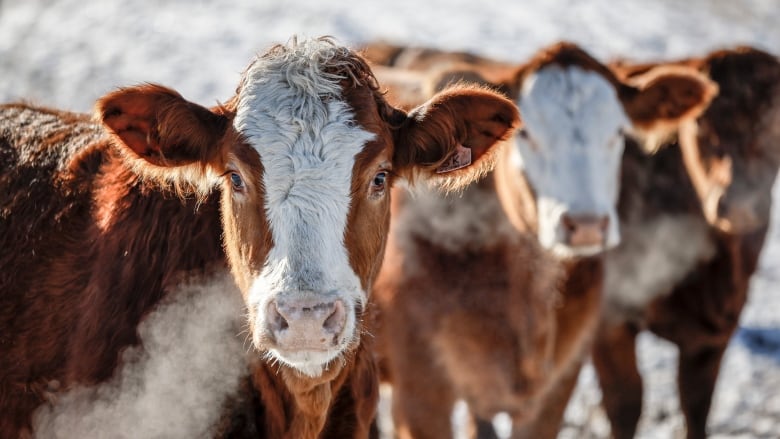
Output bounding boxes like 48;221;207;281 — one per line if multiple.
370;171;388;198
230;172;244;191
372;172;387;189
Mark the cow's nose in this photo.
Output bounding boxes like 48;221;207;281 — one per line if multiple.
266;298;346;350
561;214;609;248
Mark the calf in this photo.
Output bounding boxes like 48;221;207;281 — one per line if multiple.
0;37;519;438
595;47;780;439
368;42;715;438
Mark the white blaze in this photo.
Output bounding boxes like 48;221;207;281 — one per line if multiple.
232;39;376;376
513;65;627;257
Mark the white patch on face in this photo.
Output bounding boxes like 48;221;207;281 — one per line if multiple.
513;66;627;257
232;40;376;376
604;214;716;317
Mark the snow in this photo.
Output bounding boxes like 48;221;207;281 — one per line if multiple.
1;0;778;437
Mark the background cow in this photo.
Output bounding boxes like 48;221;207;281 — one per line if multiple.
366;42;715;438
0;37;519;438
595;47;780;439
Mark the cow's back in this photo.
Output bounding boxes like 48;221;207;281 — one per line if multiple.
0;104;104;290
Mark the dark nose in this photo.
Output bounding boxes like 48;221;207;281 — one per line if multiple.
561;214;609;248
266;298;347;350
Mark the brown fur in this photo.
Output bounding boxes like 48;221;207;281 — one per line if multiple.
596;47;780;439
0;104;225;436
368;42;715;438
1;39;519;439
372;179;562;438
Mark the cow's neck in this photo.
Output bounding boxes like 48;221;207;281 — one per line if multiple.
251;338;376;439
281;367;341;439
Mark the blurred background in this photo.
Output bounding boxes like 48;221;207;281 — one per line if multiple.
1;0;777;437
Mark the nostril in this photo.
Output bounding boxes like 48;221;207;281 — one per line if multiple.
322;300;346;335
561;214;577;233
268;301;289;333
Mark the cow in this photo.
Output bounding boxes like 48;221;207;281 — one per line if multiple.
0;37;520;438
366;42;716;438
594;47;780;439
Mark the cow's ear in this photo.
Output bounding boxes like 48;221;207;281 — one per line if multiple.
393;84;520;191
96;84;229;169
620;66;718;131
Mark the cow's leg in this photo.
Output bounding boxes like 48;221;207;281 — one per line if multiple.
392;376;455;439
510;357;583;439
512;260;603;439
391;352;456;439
592;321;643;439
677;343;727;439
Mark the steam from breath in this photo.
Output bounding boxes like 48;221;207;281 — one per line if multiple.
32;273;249;438
604;214;716;313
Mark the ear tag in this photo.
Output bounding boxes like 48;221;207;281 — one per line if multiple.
435;143;472;174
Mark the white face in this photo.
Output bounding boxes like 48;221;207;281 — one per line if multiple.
513;65;626;258
232;41;376;377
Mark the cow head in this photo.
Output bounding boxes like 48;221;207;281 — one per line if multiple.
497;43;716;258
96;37;519;378
674;48;780;234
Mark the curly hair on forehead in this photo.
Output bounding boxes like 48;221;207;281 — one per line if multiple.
226;36;385;112
263;36;380;89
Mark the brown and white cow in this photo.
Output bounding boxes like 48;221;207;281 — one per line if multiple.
366;42;716;438
0;37;519;438
594;47;780;439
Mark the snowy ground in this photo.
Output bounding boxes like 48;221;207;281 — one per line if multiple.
1;1;778;437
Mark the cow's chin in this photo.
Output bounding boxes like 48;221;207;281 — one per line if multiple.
268;348;347;378
540;221;620;260
546;234;620;260
548;242;607;260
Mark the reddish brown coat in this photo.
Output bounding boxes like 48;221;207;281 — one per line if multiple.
368;42;715;438
596;47;780;439
0;41;519;438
